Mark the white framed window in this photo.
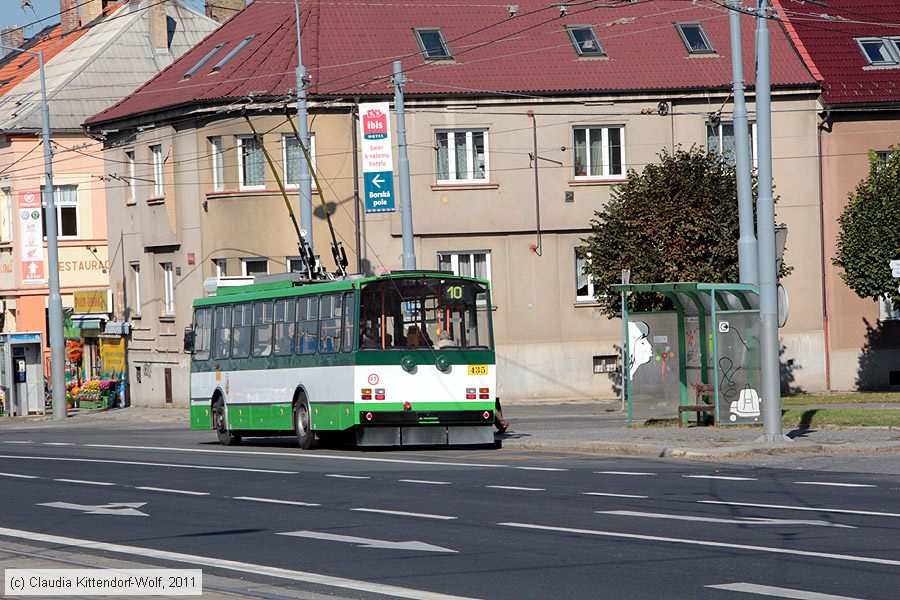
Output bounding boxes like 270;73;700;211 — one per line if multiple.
161;262;174;316
575;248;595;303
573;125;624;179
41;185;79;238
130;262;141;317
125;150;136;203
435;129;488;183
707;121;758;168
237;135;265;190
150;144;164;197
241;258;268;276
282;133;317;189
287;257;306;272
213;258;229;278
880;295;900;322
857;37;900;67
437;251;491;283
210;137;224;192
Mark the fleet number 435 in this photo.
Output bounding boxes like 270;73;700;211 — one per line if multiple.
468;365;488;375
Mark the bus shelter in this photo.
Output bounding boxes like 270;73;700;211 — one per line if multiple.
609;283;762;426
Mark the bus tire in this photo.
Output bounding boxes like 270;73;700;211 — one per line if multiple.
213;397;241;446
293;397;315;449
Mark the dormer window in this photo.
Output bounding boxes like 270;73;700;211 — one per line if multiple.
857;37;900;67
414;28;452;60
566;25;605;57
675;23;715;54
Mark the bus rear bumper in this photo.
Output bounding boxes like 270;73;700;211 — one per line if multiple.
355;425;494;446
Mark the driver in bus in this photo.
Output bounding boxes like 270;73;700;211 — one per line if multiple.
360;328;379;349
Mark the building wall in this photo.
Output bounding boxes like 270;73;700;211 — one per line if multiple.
108;111;357;406
820;112;900;391
361;91;825;400
0;134;110;369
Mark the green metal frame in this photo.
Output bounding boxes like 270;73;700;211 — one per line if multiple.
610;282;759;426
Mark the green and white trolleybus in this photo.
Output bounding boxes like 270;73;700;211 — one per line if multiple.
187;271;497;447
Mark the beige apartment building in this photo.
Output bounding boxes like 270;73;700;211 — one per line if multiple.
87;0;829;406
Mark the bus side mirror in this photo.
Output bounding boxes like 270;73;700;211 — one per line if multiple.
183;327;195;353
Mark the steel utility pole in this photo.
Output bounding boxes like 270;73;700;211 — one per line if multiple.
393;61;415;270
729;0;758;285
0;43;66;420
293;0;313;250
754;0;786;442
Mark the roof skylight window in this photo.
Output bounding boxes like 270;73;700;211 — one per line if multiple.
675;23;715;54
211;35;256;73
184;42;226;79
566;25;605;56
857;37;900;67
414;28;452;60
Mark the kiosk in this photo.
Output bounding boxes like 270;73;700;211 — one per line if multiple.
0;332;46;416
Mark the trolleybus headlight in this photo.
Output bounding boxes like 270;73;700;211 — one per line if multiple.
436;355;451;373
401;355;416;373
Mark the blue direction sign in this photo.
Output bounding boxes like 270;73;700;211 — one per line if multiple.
364;171;395;213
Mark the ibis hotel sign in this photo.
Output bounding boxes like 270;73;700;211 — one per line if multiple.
359;103;396;213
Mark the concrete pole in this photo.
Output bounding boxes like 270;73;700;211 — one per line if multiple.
754;0;785;442
729;0;758;286
294;0;313;250
393;61;415;270
37;50;66;421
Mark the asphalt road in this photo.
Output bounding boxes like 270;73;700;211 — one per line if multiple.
0;424;898;600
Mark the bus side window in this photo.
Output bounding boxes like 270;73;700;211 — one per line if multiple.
252;300;273;358
274;298;295;356
296;296;318;355
342;292;355;352
193;307;212;360
232;303;252;359
319;294;341;354
213;305;232;359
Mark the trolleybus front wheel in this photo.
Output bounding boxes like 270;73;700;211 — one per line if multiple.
294;397;315;449
213;397;241;446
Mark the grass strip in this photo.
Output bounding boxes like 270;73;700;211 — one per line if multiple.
782;408;900;429
783;392;900;406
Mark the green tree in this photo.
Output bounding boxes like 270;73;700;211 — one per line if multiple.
833;146;900;307
582;146;771;316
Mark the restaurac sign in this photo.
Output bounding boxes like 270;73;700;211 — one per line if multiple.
359;103;396;213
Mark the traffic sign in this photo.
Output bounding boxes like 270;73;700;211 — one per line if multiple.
363;171;395;212
890;259;900;270
892;267;900;278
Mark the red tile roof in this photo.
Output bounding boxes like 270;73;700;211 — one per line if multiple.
0;1;126;99
87;0;816;125
773;0;900;106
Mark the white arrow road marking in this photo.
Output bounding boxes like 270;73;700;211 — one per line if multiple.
596;510;854;528
278;531;456;553
499;522;900;567
0;527;478;600
706;582;868;599
371;173;384;188
699;500;900;518
39;502;149;517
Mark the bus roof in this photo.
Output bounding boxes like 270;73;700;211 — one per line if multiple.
192;271;490;307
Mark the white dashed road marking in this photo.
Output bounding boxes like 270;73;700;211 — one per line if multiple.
233;496;320;507
706;582;868;599
594;471;657;476
351;508;457;521
399;479;452;485
486;485;545;491
54;478;116;486
327;474;370;480
795;481;876;489
699;500;900;518
583;492;649;499
135;487;209;496
684;475;758;481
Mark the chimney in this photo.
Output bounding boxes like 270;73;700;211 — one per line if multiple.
60;0;80;34
80;0;103;25
148;0;168;52
205;0;245;24
1;27;25;56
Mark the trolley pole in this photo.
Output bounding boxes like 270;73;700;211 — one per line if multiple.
393;61;415;270
754;0;786;442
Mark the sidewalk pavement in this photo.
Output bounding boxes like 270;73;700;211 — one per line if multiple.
1;400;898;460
